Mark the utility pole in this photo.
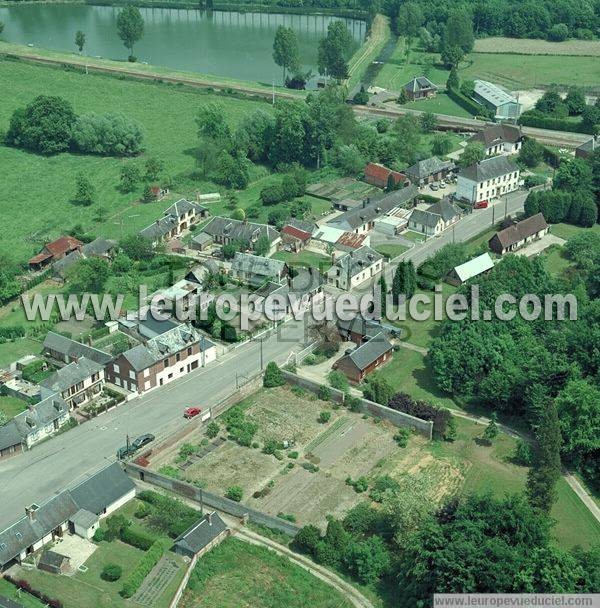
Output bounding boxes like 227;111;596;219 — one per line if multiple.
504;195;508;220
491;204;495;226
259;337;264;371
452;224;455;244
272;80;275;105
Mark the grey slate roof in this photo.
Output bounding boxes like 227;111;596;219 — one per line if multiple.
0;421;24;452
11;396;69;441
0;463;134;568
337;317;398;340
404;76;438;93
52;250;83;278
82;237;118;258
459;155;519;183
345;332;393;371
174;512;227;555
139;215;178;240
326;185;419;231
202;217;280;244
232;253;286;279
69;462;135;515
40;357;103;393
289;268;323;296
164;199;206;218
70;509;99;529
470;124;522;148
38;549;69;569
286;218;317;235
577;137;599;155
329;246;384;280
191;232;213;247
490;213;548;249
121;324;213;372
43;332;113;366
405;157;455;180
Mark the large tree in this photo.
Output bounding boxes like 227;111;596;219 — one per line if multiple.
318;21;353;81
116;5;144;59
392;260;416;303
75;30;86;54
272;26;300;85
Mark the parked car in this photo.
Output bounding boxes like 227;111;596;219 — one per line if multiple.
474;200;489;209
116;444;138;460
184;407;202;419
132;433;155;450
430;182;439;191
439;181;447;189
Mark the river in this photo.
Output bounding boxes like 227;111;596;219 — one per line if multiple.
0;4;365;85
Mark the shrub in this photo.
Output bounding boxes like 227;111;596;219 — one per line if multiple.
71;113;144;156
388;392;450;439
101;564;122;582
134;502;150;519
223;406;258;447
328;370;349;392
370;475;400;502
206;421;219;439
120;540;165;598
394;427;411;447
120;526;156;551
318;386;331;402
346;396;362;413
352;476;369;493
226;486;244;502
263;361;285;388
514;440;534;466
318;410;331;424
302;462;319;473
288;451;299;459
277;512;297;522
294;524;321;554
92;528;106;542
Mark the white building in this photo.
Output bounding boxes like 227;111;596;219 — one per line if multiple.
471;80;522;120
469;124;524;156
326;246;384;290
408;198;461;237
456;156;520;205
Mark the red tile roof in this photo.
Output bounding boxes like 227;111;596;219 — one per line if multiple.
336;232;368;249
364;163;407;185
281;225;312;241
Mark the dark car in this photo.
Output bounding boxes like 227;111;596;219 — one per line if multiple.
132;433;156;450
116;444;138;460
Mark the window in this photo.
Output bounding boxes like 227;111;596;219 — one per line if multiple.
129;370;135;380
168;373;173;379
176;353;181;362
144;368;150;378
113;364;120;374
187;347;192;356
164;358;169;369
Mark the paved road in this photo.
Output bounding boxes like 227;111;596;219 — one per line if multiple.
0;319;308;530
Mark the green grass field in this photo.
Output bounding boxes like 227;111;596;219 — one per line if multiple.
182;537;353;608
0;579;45;608
0;395;28;421
549;222;600;240
0;338;42;367
373;243;409;258
272;249;332;271
0;59;274;264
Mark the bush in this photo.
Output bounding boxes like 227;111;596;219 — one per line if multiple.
263;361;285;388
93;528;106;542
134;502;150;519
347;476;368;493
328;370;349;392
513;440;534;466
346;396;362;412
101;564;122;582
226;486;243;502
120;541;165;598
71;113;144;156
388;393;450;438
120;526;157;551
318;386;332;402
394;427;411;447
223;406;258;447
288;451;299;459
294;524;321;554
206;421;219;439
318;410;331;424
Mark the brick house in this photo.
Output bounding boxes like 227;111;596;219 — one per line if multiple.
280;225;312;252
364;163;409;189
403;76;438;101
333;332;394;383
106;324;216;394
488;213;549;255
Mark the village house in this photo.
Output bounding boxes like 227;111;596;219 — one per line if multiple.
0;395;70;460
28;236;83;271
231;252;289;288
201;217;280;254
140;199;208;245
469;124;524;156
37;550;71;575
408;197;461;237
404;157;455;187
40;357;105;410
0;462;135;570
470;80;522;119
173;512;229;559
456;156;520;204
333;332;394;383
43;332;113;367
488;213;549;255
447;253;495;286
118;314;180;343
575;136;599;160
326;246;384;290
403;76;438;101
364;163;409;189
150;278;203;315
280;224;313;252
326;185;419;234
336;317;399;345
81;237;118;260
106;324;216;394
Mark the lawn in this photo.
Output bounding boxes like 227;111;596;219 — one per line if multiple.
549;222;600;241
543;246;573;277
0;396;28;421
473;37;600;56
373;243;409;258
0;338;42;368
400;230;426;243
397;92;472;118
347;14;391;89
0;59;274;264
182;537;353;608
0;579;46;608
272;249;332;271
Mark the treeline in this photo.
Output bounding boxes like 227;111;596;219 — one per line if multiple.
382;0;599;42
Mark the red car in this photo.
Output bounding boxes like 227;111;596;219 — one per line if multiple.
474;200;489;209
184;407;202;419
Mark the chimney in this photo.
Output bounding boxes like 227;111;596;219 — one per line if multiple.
206;512;213;526
25;504;39;521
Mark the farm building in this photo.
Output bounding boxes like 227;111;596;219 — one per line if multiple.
576;136;599;159
28;236;83;271
447;253;495;286
470;80;522;119
364;163;409;189
333;332;394;383
173;512;229;559
37;550;71;575
404;157;455;186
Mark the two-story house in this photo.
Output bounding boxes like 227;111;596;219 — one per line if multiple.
40;357;105;410
469;124;524;156
139;199;208;245
231;253;289;288
326;246;384;290
456;156;520;205
408;197;462;237
106;324;216;394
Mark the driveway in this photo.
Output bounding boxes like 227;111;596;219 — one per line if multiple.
515;234;565;257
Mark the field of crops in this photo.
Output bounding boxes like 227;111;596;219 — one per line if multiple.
473;37;600;56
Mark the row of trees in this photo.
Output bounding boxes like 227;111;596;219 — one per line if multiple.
6;95;144;156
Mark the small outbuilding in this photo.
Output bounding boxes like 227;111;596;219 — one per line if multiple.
333;332;393;383
37;550;71;575
69;509;100;540
447;253;494;286
173;512;228;559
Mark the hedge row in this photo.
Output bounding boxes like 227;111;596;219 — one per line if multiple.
120;540;166;598
0;326;26;339
4;575;63;608
120;526;157;551
518;111;591;134
388;392;452;439
446;86;484;117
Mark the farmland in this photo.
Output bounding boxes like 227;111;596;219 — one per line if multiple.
181;537;353;608
473;37;600;56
